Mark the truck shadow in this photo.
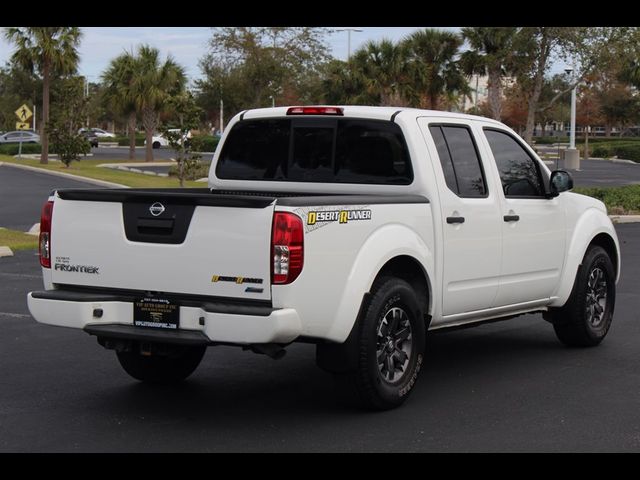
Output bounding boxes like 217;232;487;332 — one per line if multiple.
90;315;567;419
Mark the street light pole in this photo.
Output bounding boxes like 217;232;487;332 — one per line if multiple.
570;78;577;150
564;66;580;170
336;28;363;61
220;99;224;134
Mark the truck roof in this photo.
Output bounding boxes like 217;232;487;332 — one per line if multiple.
240;105;505;126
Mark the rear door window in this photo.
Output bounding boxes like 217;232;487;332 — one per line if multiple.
429;124;487;197
217;118;413;185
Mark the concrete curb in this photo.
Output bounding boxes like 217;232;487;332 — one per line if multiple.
0;246;14;257
97;161;175;167
15;154;94;160
609;215;640;224
0;162;128;188
98;162;173;178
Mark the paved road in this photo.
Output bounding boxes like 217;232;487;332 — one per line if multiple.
0;165;102;231
546;158;640;188
1;224;639;452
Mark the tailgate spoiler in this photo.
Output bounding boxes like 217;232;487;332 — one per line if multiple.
56;188;276;208
55;188;429;208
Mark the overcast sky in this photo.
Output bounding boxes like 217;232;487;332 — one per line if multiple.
0;27;569;85
0;27;450;84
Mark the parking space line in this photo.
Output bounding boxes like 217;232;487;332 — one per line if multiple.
0;272;42;279
0;312;30;319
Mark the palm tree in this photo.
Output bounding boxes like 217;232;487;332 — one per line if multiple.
322;58;374;105
404;29;469;110
4;27;82;164
460;27;518;121
102;53;138;160
129;45;186;162
351;40;409;106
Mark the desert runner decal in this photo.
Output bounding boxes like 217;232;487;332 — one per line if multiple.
211;275;263;285
294;205;372;233
307;209;372;225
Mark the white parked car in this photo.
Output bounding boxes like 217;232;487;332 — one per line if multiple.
28;106;620;410
78;128;116;138
145;129;192;149
0;130;40;143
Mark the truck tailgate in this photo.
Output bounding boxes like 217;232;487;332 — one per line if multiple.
49;189;275;301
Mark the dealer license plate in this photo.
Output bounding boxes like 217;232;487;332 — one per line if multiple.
133;297;179;330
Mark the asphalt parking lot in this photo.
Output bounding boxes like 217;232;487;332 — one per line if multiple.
1;226;639;452
1;165;640;452
548;158;640;188
0;164;103;231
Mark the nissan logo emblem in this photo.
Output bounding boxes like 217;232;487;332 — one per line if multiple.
149;202;165;217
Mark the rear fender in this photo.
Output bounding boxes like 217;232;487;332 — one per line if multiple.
324;224;433;342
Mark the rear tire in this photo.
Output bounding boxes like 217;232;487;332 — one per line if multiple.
550;246;615;347
333;277;426;410
116;345;206;383
152;141;161;149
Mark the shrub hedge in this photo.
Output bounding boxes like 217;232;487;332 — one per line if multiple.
116;135;145;146
0;143;45;155
585;142;640;162
190;135;219;153
574;184;640;214
167;163;210;180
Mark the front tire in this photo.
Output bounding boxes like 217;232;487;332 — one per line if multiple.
152;141;161;149
550;246;615;347
334;277;426;410
116;345;206;383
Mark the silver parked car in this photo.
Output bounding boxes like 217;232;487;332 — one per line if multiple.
0;130;41;144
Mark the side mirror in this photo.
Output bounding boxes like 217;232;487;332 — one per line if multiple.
549;170;574;197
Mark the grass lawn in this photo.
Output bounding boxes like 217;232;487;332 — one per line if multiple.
0;155;203;188
0;228;38;250
574;185;640;215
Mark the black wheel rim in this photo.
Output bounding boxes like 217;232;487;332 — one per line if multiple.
376;307;413;384
586;266;607;328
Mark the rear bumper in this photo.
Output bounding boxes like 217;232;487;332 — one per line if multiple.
27;290;301;344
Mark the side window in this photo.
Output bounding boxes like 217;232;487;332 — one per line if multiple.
484;129;545;197
429;126;458;193
429;125;487;197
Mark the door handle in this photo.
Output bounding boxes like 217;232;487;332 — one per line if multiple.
503;215;520;222
446;216;465;224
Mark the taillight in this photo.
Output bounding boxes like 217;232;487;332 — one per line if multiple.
287;106;344;116
39;200;54;268
271;212;304;285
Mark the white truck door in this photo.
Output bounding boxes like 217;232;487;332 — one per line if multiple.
481;127;566;306
419;120;502;317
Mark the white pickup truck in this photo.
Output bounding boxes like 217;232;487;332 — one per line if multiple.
28;106;620;410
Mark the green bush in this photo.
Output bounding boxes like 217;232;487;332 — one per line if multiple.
575;185;640;214
0;143;43;155
190;135;219;153
611;144;640;162
116;134;145;146
168;162;210;180
580;140;640;159
576;136;640;144
591;145;613;158
48;128;91;167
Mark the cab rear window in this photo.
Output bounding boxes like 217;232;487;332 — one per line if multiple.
216;118;413;185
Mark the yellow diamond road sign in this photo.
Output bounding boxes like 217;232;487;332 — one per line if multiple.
15;104;33;122
16;122;30;130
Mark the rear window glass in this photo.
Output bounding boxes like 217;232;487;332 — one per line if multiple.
216;118;413;185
